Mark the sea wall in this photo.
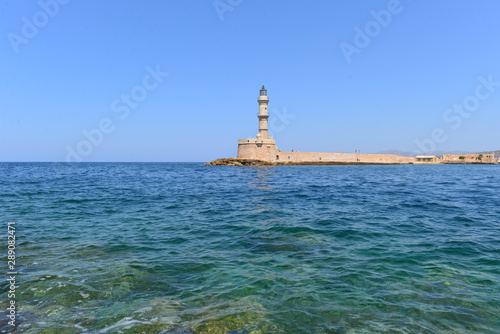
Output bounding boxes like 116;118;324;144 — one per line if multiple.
443;153;496;163
277;151;416;164
238;141;417;164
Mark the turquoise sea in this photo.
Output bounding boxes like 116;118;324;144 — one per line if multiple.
1;163;499;333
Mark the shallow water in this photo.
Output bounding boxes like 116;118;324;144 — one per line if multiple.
0;163;499;333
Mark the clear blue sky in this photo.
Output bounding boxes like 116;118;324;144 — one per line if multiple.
1;0;499;162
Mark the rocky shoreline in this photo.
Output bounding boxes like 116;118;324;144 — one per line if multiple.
204;158;274;166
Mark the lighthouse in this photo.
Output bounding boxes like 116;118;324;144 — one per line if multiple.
237;86;279;161
257;85;269;139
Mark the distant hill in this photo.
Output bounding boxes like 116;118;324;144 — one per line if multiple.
376;150;418;157
479;150;500;158
376;149;500;158
376;150;472;158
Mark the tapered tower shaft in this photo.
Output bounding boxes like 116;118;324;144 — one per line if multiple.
257;85;269;139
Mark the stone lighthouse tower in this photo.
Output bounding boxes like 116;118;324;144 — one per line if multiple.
256;85;269;139
237;86;279;161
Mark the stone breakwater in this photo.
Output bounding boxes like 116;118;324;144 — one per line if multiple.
205;159;498;166
441;161;498;165
204;158;412;166
206;154;498;166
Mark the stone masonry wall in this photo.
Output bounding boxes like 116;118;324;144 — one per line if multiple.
277;151;416;164
237;140;279;161
237;141;417;164
443;154;496;163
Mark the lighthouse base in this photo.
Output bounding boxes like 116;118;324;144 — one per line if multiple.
237;138;279;162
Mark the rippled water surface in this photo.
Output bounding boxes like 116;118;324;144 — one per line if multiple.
1;163;499;333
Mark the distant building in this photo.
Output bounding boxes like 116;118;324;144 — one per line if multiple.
416;156;440;164
442;153;496;163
